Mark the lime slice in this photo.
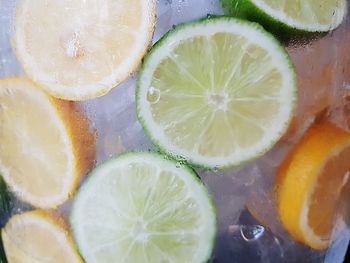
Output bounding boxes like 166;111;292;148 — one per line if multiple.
137;17;296;169
70;152;216;263
221;0;347;36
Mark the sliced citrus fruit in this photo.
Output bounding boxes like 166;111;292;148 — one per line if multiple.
221;0;347;37
71;152;216;263
0;78;95;208
2;210;82;263
14;0;156;101
137;17;296;169
277;122;350;250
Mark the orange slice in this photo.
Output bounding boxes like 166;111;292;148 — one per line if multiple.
0;78;95;208
2;210;82;263
277;121;350;250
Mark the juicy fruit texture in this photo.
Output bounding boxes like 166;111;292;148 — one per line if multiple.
221;0;347;34
0;78;95;208
137;18;296;169
71;152;216;263
277;122;350;250
2;210;82;263
15;0;156;100
254;0;346;31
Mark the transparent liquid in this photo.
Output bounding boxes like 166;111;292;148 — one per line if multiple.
0;0;349;262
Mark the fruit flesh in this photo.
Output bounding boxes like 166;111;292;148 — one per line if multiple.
71;153;216;263
151;34;282;156
308;145;350;238
15;0;156;100
257;0;346;27
2;211;82;263
277;122;350;249
0;80;72;202
138;18;296;168
17;0;140;85
0;79;96;208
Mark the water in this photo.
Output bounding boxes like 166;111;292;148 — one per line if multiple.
0;0;350;262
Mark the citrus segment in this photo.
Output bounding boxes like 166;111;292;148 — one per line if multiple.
2;210;82;263
0;78;95;208
137;18;296;169
221;0;347;33
277;122;350;249
71;152;216;263
15;0;156;100
254;0;346;30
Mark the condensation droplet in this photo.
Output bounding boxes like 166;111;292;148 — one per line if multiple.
147;87;161;104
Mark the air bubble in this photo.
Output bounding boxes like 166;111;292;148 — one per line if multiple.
212;166;220;173
147;87;161;104
240;225;265;242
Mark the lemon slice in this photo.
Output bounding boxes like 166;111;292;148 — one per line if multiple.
277;122;350;250
2;210;82;263
0;78;95;208
14;0;156;101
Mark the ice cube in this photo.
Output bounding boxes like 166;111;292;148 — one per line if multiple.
0;0;21;78
81;77;154;164
200;163;262;235
245;155;287;236
325;227;350;263
153;0;223;42
286;16;350;137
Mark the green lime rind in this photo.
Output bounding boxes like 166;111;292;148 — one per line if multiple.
137;17;297;170
0;232;7;263
0;176;12;263
0;178;12;228
0;176;33;263
220;0;345;43
70;151;217;263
